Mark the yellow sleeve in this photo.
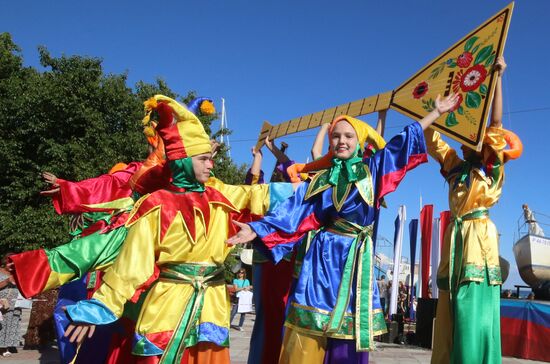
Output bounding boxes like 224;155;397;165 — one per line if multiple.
424;128;462;175
482;126;507;163
206;178;270;215
92;208;159;317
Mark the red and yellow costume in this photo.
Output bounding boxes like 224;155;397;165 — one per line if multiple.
66;95;293;364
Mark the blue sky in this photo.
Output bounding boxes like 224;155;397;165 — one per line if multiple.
4;0;550;290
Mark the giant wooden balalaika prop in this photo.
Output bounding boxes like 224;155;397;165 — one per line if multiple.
256;3;513;151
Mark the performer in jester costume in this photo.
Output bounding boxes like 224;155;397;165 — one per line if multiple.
8;97;215;364
8;96;217;298
429;58;522;364
227;93;458;363
64;95;294;364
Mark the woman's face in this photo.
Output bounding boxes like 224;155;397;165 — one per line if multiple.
330;121;358;160
237;270;245;278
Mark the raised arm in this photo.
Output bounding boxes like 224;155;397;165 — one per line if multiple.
265;137;290;164
490;57;506;128
418;93;460;131
250;146;263;176
376;110;387;138
311;123;330;160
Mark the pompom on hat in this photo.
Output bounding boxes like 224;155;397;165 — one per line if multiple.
287;115;386;183
142;95;212;161
187;97;216;117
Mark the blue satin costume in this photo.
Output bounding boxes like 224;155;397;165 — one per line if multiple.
249;122;427;354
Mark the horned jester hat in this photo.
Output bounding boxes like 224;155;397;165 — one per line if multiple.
141;95;216;192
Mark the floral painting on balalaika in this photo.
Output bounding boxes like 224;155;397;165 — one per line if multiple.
390;2;514;150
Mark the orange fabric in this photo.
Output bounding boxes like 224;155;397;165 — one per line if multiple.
502;128;523;162
129;137;170;195
183;343;230;364
132;343;229;364
109;162;128;175
287;153;333;183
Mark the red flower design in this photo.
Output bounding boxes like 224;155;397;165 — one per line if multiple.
456;52;473;68
460;64;487;92
450;93;463;112
412;81;429;99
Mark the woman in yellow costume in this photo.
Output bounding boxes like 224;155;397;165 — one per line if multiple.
64;95;293;364
428;57;522;364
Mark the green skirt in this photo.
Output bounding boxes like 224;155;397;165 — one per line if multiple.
432;268;502;364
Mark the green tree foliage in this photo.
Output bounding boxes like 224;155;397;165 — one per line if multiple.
0;33;246;254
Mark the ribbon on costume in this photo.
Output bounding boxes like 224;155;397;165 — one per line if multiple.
325;218;374;351
328;152;363;186
158;263;225;364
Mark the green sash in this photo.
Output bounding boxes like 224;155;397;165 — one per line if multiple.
158;263;225;364
325;218;374;351
449;208;489;298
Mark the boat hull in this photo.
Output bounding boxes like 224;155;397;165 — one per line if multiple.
513;234;550;287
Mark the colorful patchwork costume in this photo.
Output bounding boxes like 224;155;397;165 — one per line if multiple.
248;115;428;362
66;95;293;364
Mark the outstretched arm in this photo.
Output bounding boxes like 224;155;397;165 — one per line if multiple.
490;56;506;128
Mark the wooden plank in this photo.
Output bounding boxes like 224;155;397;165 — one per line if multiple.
347;99;366;117
320;107;337;124
269;124;281;140
286;117;301;134
307;111;325;128
375;91;393;111
255;121;273;149
275;121;290;138
297;114;312;132
334;103;351;118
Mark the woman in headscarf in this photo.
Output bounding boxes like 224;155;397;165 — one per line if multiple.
227;93;458;363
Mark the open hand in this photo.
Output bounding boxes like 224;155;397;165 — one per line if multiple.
435;93;460;115
64;323;96;343
264;137;274;151
42;172;59;186
226;220;257;246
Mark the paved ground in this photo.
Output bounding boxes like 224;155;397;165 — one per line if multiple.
1;311;545;363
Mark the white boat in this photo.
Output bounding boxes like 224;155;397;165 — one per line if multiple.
512;205;550;288
513;233;550;287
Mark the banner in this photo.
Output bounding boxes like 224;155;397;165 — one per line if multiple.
408;219;419;317
420;205;433;298
389;205;406;317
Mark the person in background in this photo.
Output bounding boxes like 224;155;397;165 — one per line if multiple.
377;275;388;316
0;253;22;357
230;269;252;331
